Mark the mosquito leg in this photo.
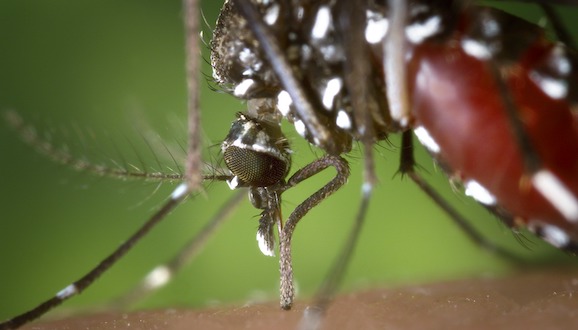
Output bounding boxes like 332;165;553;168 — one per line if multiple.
184;0;202;191
277;155;350;310
336;0;379;187
0;1;206;327
489;57;578;224
540;4;576;49
399;131;526;263
0;183;191;330
488;63;542;174
110;188;245;309
385;0;410;126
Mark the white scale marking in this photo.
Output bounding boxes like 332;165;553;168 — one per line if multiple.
297;6;304;20
529;221;571;248
336;110;351;129
230;138;272;155
414;126;440;153
481;17;500;37
143;265;172;289
540;223;571;248
533;170;578;222
227;176;240;190
405;15;441;44
277;90;292;116
257;232;275;257
322;77;342;109
530;72;568;100
464;180;497;206
362;182;373;196
311;6;332;40
251;143;270;153
365;11;388;44
264;3;280;25
171;182;189;200
238;48;252;64
551;46;571;75
461;38;492;60
56;284;78;299
234;79;255;97
294;119;307;138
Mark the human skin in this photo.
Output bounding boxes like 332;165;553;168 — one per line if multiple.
25;268;578;330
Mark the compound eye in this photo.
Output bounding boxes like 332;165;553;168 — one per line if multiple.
224;146;288;187
222;113;292;188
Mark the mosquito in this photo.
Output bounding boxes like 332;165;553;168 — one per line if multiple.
1;0;577;329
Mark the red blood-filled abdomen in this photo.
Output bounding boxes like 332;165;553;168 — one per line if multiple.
409;39;578;236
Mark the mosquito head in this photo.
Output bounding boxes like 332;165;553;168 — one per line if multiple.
221;112;291;189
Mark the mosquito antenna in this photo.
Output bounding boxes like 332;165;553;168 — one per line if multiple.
3;110;184;182
161;140;185;175
139;130;168;174
540;4;577;49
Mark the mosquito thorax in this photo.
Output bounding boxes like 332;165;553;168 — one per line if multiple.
211;0;365;155
211;0;578;252
221;112;292;190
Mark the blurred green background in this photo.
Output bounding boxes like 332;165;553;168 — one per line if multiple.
0;0;576;322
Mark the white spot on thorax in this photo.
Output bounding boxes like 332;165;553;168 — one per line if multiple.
532;170;578;222
414;126;440;153
300;44;312;61
365;11;388;44
239;48;252;64
322;77;342;109
276;90;293;116
297;6;305;21
336;110;352;129
405;15;441;44
143;266;172;289
234;79;255;97
257;231;275;257
530;72;568;100
264;3;280;25
294;119;307;137
464;180;497;206
56;284;78;299
311;6;332;39
238;48;262;76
